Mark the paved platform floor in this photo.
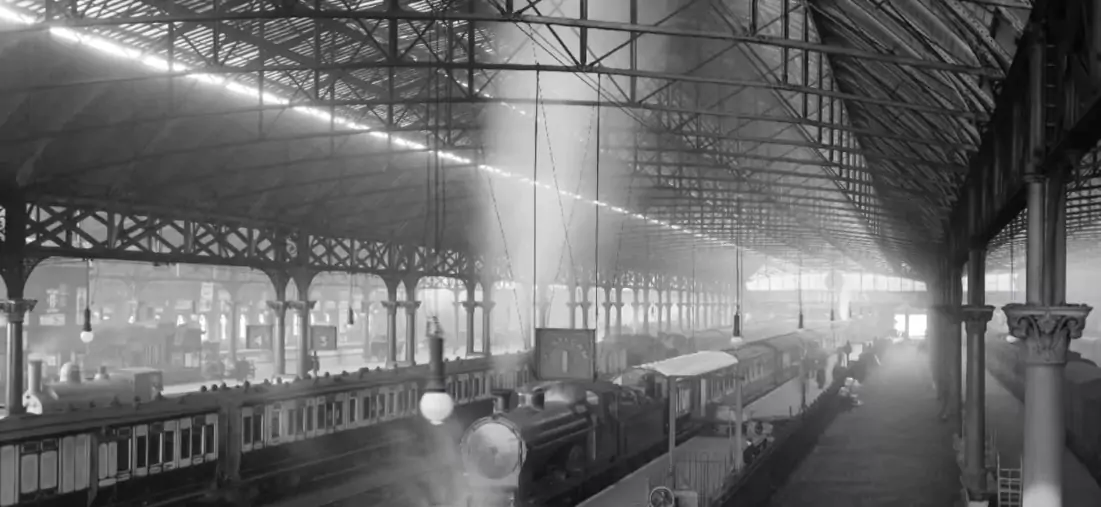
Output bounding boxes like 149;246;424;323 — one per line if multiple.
985;370;1101;506
769;345;961;507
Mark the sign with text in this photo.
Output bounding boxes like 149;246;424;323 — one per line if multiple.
534;328;597;381
311;325;338;351
245;325;272;350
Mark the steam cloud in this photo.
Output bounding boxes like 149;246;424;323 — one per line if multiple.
477;0;673;338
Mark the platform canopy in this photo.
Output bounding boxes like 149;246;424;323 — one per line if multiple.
2;0;1099;280
626;350;739;379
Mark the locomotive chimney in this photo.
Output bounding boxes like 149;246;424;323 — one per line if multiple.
491;389;513;413
26;360;43;395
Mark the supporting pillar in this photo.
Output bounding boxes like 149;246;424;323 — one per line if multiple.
655;291;664;332
264;270;291;375
602;286;613;337
481;301;495;356
382;281;400;367
614;287;624;336
452;287;463;346
266;300;289;375
962;304;993;498
226;300;240;367
361;299;373;361
463;300;477;356
580;302;591;329
0;299;35;415
567;302;578;329
288;300;316;377
1006;28;1091;507
630;290;641;332
642;289;651;335
677;291;686;331
402;300;422;365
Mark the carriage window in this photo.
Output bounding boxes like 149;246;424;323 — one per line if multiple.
387;393;394;415
325;402;335;428
179;427;191;459
348;398;358;423
251;412;263;444
163;430;175;462
376;394;384;416
363;396;372;420
191;420;203;456
271;409;281;439
148;432;162;466
135;434;148;469
474;378;481;396
398;391;407;413
203;422;216;455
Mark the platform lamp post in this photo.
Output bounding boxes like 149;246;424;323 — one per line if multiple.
79;260;95;365
420;316;454;426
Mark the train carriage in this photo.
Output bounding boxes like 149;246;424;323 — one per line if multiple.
0;393;224;507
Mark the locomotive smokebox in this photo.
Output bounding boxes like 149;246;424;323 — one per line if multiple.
491;389;513;413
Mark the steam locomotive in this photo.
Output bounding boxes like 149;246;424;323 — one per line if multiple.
459;328;822;506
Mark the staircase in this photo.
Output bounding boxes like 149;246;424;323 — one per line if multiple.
996;455;1022;507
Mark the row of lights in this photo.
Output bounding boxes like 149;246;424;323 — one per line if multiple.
0;6;742;252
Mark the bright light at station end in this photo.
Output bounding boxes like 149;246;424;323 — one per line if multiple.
0;6;741;249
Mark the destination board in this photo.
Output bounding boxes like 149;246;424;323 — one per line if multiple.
534;328;597;381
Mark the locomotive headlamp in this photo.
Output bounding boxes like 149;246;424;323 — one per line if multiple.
420;317;455;425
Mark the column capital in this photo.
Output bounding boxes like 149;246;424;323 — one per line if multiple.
401;301;422;313
960;305;995;336
481;301;496;311
286;300;316;312
1003;303;1093;365
266;300;290;313
381;300;398;310
0;299;37;323
461;301;477;310
579;301;592;310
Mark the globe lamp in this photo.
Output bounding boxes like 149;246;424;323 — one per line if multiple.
420;391;454;426
419;317;455;426
79;308;94;344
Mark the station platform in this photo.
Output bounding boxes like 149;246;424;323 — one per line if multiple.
768;344;1101;507
580;354;842;507
768;345;959;507
985;371;1101;506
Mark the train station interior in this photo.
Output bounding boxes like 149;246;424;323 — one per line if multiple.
1;1;1101;506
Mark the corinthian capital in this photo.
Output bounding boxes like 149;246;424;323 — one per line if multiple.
960;305;994;336
1003;303;1093;365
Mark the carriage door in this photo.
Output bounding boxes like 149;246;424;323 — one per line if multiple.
599;392;618;461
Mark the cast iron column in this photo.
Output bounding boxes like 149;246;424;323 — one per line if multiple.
403;301;421;365
0;299;35;415
288;300;316;377
266;300;289;375
1003;27;1092;507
